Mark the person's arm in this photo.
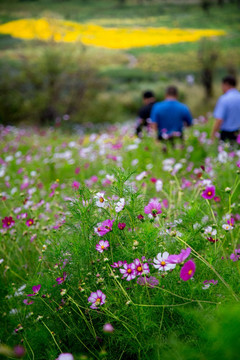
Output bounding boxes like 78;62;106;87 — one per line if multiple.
212;96;225;141
183;106;193;127
150;104;158;136
211;118;223;141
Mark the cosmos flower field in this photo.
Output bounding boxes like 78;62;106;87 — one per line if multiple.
1;121;240;360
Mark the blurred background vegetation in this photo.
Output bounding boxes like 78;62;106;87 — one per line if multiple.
0;0;239;127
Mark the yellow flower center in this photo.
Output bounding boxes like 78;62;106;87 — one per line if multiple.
95;298;101;305
207;191;212;196
127;269;132;274
105;226;110;229
99;197;104;203
161;261;166;266
137;266;142;272
101;245;105;249
188;270;193;275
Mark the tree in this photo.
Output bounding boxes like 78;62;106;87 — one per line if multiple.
198;38;219;99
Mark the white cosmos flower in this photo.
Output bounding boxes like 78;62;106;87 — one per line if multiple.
155;179;163;192
204;226;217;236
115;198;125;213
222;224;233;231
153;252;176;272
94;192;107;208
136;171;147;181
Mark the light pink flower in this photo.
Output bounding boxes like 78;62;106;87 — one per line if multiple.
153;252;176;271
96;240;110;253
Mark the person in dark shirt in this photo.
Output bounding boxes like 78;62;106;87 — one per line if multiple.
136;90;156;137
150;86;192;144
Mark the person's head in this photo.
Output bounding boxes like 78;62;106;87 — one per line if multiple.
222;75;237;93
142;90;155;104
165;86;178;99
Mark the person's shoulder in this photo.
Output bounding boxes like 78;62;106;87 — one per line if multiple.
151;101;163;110
177;101;190;111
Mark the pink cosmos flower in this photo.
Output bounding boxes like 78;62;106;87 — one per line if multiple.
56;272;67;285
13;345;25;358
133;258;150;276
167;248;191;264
88;290;106;309
72;181;80;190
23;299;34;305
153;252;176;271
96;240;110;253
26;218;34;227
111;261;126;268
2;216;15;228
144;200;162;218
94;219;114;236
180;260;196;281
27;284;41;297
56;353;74;360
201;186;215;200
237;133;240;144
137;276;159;288
103;323;114;333
119;263;137;281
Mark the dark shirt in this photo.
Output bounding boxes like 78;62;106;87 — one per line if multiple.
138;101;156;126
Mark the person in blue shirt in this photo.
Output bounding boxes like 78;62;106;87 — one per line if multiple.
150;86;192;143
211;75;240;142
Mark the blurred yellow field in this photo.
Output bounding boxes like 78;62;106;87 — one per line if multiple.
0;18;225;49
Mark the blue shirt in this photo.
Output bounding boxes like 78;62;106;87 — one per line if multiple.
214;88;240;131
150;99;192;136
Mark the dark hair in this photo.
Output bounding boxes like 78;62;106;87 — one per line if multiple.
166;86;178;97
143;90;155;99
222;75;237;87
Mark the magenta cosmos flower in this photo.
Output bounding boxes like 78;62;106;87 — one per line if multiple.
201;186;215;200
26;218;34;227
119;263;137;281
96;240;110;253
167;248;191;264
94;219;114;236
153;252;176;271
88;290;106;309
2;216;15;228
133;258;150;276
118;222;126;230
27;284;41;297
144;200;162;218
180;260;196;281
56;272;67;285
